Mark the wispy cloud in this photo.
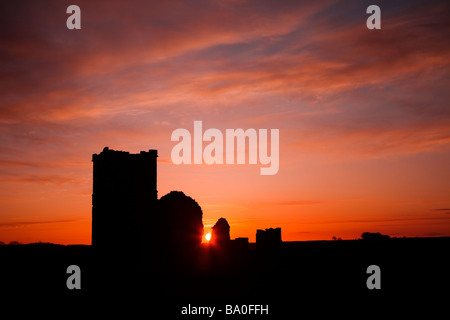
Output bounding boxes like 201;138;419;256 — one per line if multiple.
263;200;327;206
433;208;450;214
0;219;82;228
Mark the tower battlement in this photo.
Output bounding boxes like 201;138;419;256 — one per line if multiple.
91;147;158;249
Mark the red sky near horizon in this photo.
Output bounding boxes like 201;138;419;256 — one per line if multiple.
1;0;449;244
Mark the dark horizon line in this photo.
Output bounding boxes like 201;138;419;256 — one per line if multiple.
2;235;450;246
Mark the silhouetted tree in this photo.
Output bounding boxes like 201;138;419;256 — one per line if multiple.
361;232;390;241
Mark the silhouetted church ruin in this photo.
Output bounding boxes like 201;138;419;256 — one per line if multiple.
91;147;204;262
211;217;230;247
92;147;158;250
159;191;203;250
92;147;282;262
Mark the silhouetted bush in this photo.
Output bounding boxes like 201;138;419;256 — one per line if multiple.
361;232;390;241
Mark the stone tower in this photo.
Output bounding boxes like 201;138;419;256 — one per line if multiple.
91;147;158;250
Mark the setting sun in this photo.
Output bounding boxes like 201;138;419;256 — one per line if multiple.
205;232;211;242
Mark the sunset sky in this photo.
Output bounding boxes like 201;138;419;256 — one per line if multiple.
1;0;449;244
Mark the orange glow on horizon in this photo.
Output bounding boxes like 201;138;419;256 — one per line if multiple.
0;0;449;245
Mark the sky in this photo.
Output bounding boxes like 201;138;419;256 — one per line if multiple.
0;0;449;244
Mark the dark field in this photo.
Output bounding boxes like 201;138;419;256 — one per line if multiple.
1;237;448;318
